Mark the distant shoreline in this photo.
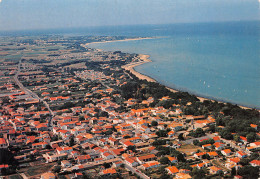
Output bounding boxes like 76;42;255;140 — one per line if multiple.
84;37;155;46
86;39;255;110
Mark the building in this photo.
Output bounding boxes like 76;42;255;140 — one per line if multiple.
166;166;179;175
41;172;56;179
0;138;8;148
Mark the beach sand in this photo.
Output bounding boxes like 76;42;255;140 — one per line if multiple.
122;54;156;83
84;37;154;47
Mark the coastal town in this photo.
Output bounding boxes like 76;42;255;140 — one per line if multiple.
0;35;259;179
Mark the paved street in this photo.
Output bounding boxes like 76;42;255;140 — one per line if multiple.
122;161;150;179
14;60;54;127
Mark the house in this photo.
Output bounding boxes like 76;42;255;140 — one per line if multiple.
240;136;247;143
122;141;135;149
43;153;67;162
194;152;206;159
36;124;48;131
137;154;157;164
41;172;56;179
225;161;240;170
141;161;160;170
166;166;179;175
102;152;115;160
213;142;225;150
202;144;212;150
125;157;139;167
102;168;117;175
168;156;178;164
0;164;9;172
98;139;108;146
250;141;260;150
77;155;92;164
209;166;222;175
249;160;260;167
169;123;183;131
207;151;218;158
108;137;118;146
250;124;257;130
56;147;73;154
127;137;142;144
228;157;240;164
74;173;83;179
191;162;211;169
221;149;232;156
213;136;221;142
113;161;123;168
168;131;175;138
61;160;72;168
175;173;192;179
0;138;8;148
32;142;48;149
236;151;247;158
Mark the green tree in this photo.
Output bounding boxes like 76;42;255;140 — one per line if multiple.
246;132;256;143
238;165;259;179
231;167;236;176
191;168;206;179
233;134;240;142
159;157;170;164
177;153;186;162
178;133;185;141
52;166;61;173
69;137;75;146
151;120;158;126
156;130;168;137
193;139;199;146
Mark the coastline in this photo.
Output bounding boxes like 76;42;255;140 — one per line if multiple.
122;54;253;110
86;39;255;110
84;37;155;47
121;54;156;83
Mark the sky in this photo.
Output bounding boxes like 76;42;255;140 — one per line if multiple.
0;0;259;31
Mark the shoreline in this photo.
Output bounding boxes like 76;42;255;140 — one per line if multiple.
122;54;254;110
84;37;155;47
85;39;256;110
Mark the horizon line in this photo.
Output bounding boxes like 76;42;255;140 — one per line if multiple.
0;19;259;34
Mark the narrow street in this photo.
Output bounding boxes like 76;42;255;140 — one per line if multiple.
14;60;54;126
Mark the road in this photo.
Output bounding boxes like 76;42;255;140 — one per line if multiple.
14;60;54;127
122;161;150;179
220;137;250;154
109;148;150;179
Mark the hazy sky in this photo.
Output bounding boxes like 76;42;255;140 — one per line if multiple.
0;0;259;31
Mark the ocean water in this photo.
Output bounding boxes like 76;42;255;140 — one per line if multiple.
1;21;259;108
88;21;260;108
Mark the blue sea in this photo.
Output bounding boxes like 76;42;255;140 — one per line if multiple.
87;21;260;108
1;21;259;108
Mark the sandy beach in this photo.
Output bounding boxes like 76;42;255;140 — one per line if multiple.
122;54;156;83
84;37;154;47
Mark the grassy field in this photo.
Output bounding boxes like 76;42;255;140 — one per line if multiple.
8;174;23;179
22;163;54;177
212;159;228;171
177;144;205;156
